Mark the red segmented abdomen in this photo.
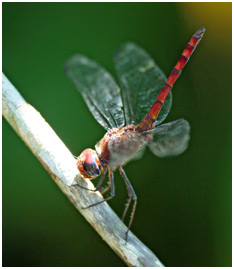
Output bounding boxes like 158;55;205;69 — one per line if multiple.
136;27;205;132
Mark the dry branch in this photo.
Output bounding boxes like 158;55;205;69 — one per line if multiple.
2;73;164;267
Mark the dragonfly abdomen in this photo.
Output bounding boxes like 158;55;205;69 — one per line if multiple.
136;27;205;132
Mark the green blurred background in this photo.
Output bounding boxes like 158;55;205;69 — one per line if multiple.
3;3;231;267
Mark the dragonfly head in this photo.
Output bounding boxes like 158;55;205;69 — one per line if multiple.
76;148;101;179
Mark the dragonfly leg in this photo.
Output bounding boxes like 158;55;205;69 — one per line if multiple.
118;166;137;242
101;175;112;195
94;168;107;191
74;168;106;192
121;197;132;222
119;169;133;221
81;169;115;209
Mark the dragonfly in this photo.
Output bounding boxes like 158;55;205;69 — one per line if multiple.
65;28;205;241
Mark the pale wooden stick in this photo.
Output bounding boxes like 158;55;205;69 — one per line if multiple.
2;73;164;267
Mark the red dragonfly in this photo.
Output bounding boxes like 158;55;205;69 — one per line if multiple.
65;28;205;241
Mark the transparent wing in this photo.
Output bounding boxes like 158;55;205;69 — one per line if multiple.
114;42;172;126
65;54;125;130
148;119;190;158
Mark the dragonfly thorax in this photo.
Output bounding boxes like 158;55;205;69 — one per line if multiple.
95;125;151;170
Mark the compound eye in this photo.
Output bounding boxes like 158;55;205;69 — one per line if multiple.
76;148;101;179
83;160;101;177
